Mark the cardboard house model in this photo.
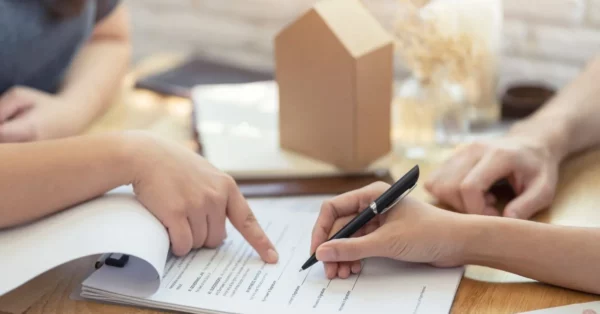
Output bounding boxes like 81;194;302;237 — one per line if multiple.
275;0;394;171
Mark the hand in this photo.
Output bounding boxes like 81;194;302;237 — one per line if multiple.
310;182;470;279
0;86;63;142
424;135;560;219
126;132;279;263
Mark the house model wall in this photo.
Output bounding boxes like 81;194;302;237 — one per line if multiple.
275;0;394;171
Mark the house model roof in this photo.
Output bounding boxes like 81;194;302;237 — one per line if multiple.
311;0;393;58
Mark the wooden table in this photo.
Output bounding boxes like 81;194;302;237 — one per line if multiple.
1;55;599;314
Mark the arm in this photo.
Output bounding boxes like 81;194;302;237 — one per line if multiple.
0;132;279;262
0;133;132;228
465;215;600;294
424;56;600;219
310;184;600;295
51;4;131;137
510;55;600;161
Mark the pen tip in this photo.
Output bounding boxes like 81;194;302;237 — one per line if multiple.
299;269;303;272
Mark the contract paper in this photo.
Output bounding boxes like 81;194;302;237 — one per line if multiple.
81;196;464;314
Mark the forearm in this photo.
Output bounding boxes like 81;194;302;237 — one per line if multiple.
52;37;130;137
509;56;600;161
465;216;600;294
0;133;134;229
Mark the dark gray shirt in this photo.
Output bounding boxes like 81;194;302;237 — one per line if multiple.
0;0;119;95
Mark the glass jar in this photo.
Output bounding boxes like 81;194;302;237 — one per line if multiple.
392;76;469;161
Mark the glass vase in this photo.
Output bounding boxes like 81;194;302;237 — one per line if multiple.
392;76;469;161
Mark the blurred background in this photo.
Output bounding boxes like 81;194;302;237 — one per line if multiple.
120;0;600;161
127;0;595;91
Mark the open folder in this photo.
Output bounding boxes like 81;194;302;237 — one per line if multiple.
0;186;463;314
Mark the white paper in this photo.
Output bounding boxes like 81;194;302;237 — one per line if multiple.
519;301;600;314
191;81;392;179
81;196;464;314
0;186;170;297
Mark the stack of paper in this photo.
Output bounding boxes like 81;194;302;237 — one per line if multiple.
79;194;464;314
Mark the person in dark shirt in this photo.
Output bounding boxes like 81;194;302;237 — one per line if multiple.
0;1;280;265
0;0;130;142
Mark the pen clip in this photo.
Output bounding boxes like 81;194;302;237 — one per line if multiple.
380;183;416;214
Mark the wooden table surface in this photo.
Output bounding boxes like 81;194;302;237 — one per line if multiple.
1;55;599;314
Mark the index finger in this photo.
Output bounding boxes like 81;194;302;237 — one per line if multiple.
310;181;389;254
225;180;278;264
460;152;513;214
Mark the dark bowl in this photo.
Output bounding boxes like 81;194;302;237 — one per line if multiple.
501;83;556;119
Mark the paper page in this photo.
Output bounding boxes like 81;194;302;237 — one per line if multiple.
191;81;391;179
0;186;170;297
82;196;464;314
518;302;600;314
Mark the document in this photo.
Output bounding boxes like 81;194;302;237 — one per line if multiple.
0;186;463;313
80;196;464;314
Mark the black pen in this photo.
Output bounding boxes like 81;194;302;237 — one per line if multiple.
299;165;419;272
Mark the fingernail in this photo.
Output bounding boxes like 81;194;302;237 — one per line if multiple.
504;210;519;219
267;249;279;263
316;247;336;261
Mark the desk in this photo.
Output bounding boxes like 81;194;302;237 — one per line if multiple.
1;55;599;314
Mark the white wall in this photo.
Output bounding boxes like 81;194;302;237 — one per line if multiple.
126;0;600;90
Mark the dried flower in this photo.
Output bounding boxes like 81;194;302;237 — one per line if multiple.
392;0;485;85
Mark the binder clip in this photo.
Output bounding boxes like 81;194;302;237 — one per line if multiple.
95;253;130;269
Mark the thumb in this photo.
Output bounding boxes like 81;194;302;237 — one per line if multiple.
503;176;554;219
316;232;381;262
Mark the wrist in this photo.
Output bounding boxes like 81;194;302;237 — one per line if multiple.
460;215;508;266
116;131;160;186
508;112;572;162
104;132;143;186
460;215;535;268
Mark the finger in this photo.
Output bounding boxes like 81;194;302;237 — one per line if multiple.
311;182;389;254
0;93;33;122
338;263;351;279
425;144;480;187
364;219;379;235
351;261;362;274
225;180;278;263
339;225;365;277
188;213;208;249
205;205;227;248
427;150;482;212
504;176;554;219
460;152;513;215
0;120;34;143
322;219;364;280
324;262;338;279
316;231;381;262
485;193;497;206
311;214;354;255
166;218;194;256
482;206;500;216
311;210;370;260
